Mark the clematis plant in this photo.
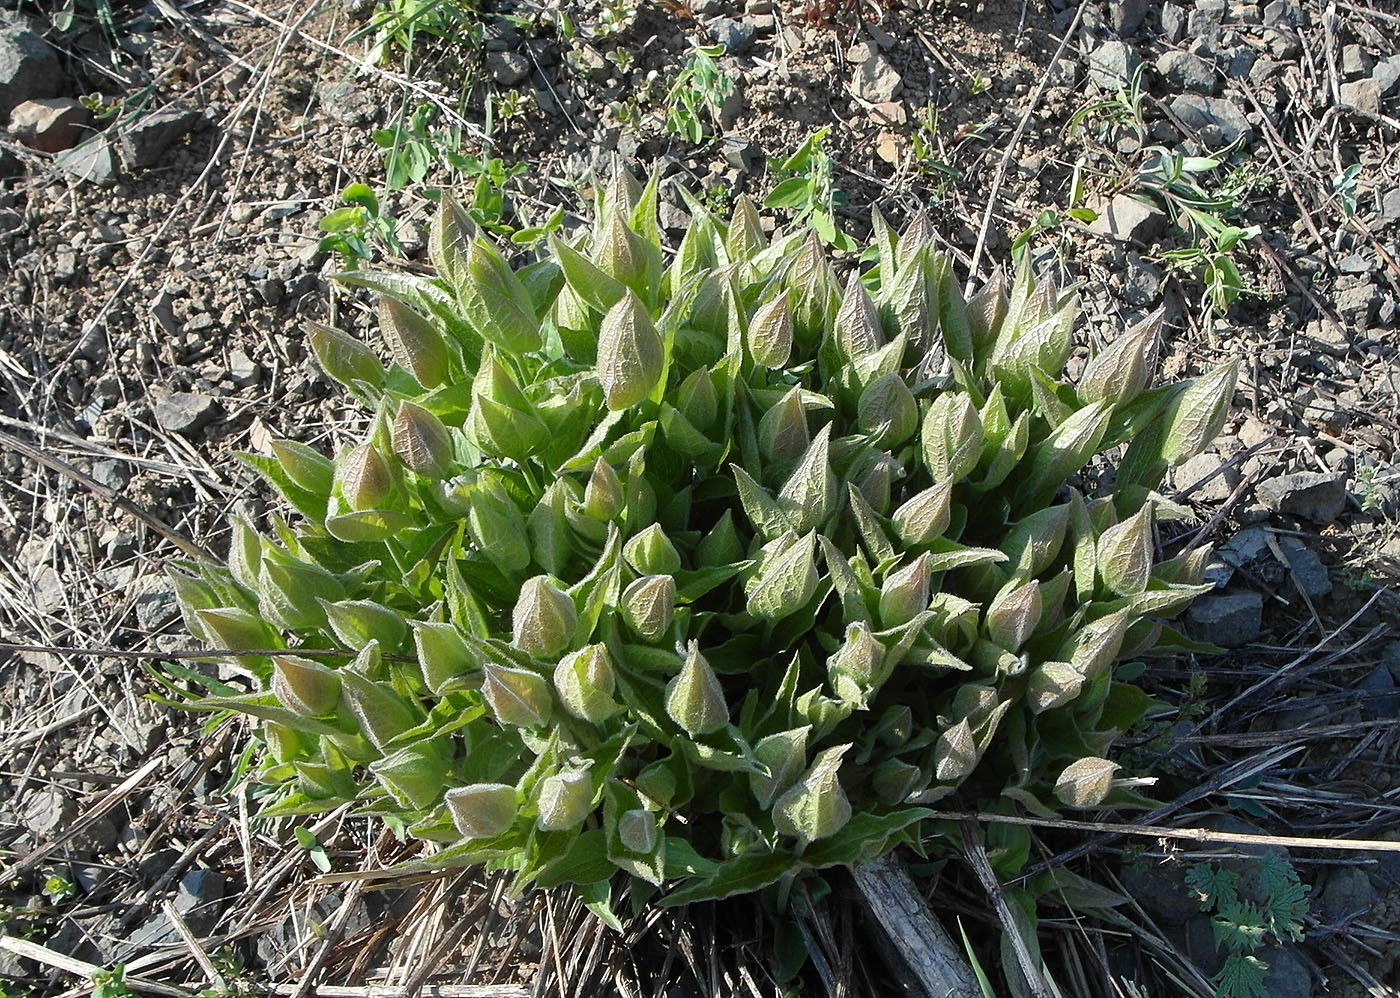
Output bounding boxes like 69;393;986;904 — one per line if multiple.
164;171;1235;916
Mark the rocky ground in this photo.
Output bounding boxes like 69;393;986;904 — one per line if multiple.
1;0;1399;995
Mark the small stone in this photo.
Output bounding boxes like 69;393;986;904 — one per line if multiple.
132;574;179;631
1359;665;1400;717
55;136;116;185
394;217;428;257
1088;193;1164;244
707;16;755;55
719;134;755;172
90;459;131;492
23;788;75;840
1156;51;1216;94
9;97;90;152
1110;0;1148;35
228;349;260;386
485;51;530;87
1087;40;1140;91
1261;0;1300;27
658;200;690;232
255;277;284;306
1186;590;1262;647
1223;47;1255;79
1259;946;1313;998
849;42;902;103
869;100;907;125
118;107;203;169
1339;78;1380;115
875;131;900;166
153;391;220;436
1256;472;1348;523
1277;538;1331;600
1320;866;1378;922
55;248;78;282
1341;44;1372;78
1375;55;1400;97
1170;94;1252;144
0;11;62;117
1160;4;1187;42
1174;451;1238;503
1263;27;1301;60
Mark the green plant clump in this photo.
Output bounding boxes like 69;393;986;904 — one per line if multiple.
165;172;1237;915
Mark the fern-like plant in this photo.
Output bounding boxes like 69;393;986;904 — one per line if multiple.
162;170;1236;921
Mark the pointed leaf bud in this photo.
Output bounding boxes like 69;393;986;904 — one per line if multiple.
482;661;554;728
537;768;594;831
1003;504;1072;578
772;744;852;843
430;192;477;287
748;291;794;368
513;576;577;659
339;441;393;510
617;808;659;855
985;580;1043;651
468;351;548;459
778;424;838;533
1054;757;1118;808
270;439;334;496
933;717;977;783
1026;661;1083;713
726;194;767;261
697;509;744;568
857;372;918;447
258;553;342;631
272;655;342;716
1154;545;1213;587
892;481;954;545
379;295;449;389
834;272;884;360
675;366;719;432
871;758;923;805
227;516;263;592
1079;309;1160;407
553;644;620;722
665;641;728;736
828;621;887;700
391;401;454;479
749;726;810;809
1096;504;1154;596
746;531;820;621
583;458;624;521
853;452;899;516
411;620;477;694
306;321;386;392
621;574;677;641
922;393;985;483
461;239;541;354
966;268;1007;352
322;598;407;652
897;210;934;262
758;386;810;463
623;523;683;576
195;607;279;653
467;475;531;575
1162;361;1239;465
370;743;449;810
594;211;648;293
446;783;517;839
340;644;419;749
1059;608;1132;679
597;291;664;410
879;553;932;627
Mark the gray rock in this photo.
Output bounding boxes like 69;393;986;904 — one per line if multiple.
1259;945;1313;998
1174;451;1238;503
1124;859;1200;927
1170;94;1252;145
1261;0;1300;27
9;97;90;152
1375;55;1400;97
485;51;530;87
257;892;375;969
1321;862;1377;918
707;16;755;55
23;787;76;840
720;134;756;171
132;574;179;631
1256;472;1348;523
1358;665;1400;717
119;870;226;957
228;348;260;386
1088;193;1163;244
1121;251;1164;305
1364;830;1400;889
1110;0;1148;35
850;42;901;103
318;80;376;126
118;107;204;169
1223;47;1255;79
90;459;131;492
1276;538;1330;599
154;391;219;435
1186;590;1262;647
1156;50;1216;94
1263;27;1301;59
56;136;116;185
1087;40;1140;91
1341;43;1373;78
1335;282;1381;323
0;11;61;118
1339;78;1380;115
1160;4;1187;42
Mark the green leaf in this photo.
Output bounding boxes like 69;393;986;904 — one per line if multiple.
659;849;795;907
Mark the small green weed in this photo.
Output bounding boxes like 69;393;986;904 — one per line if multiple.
318;183;401;269
91;965;132;998
356;0;484;65
1184;853;1309;998
665;43;734;143
763;127;856;251
42;873;77;903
